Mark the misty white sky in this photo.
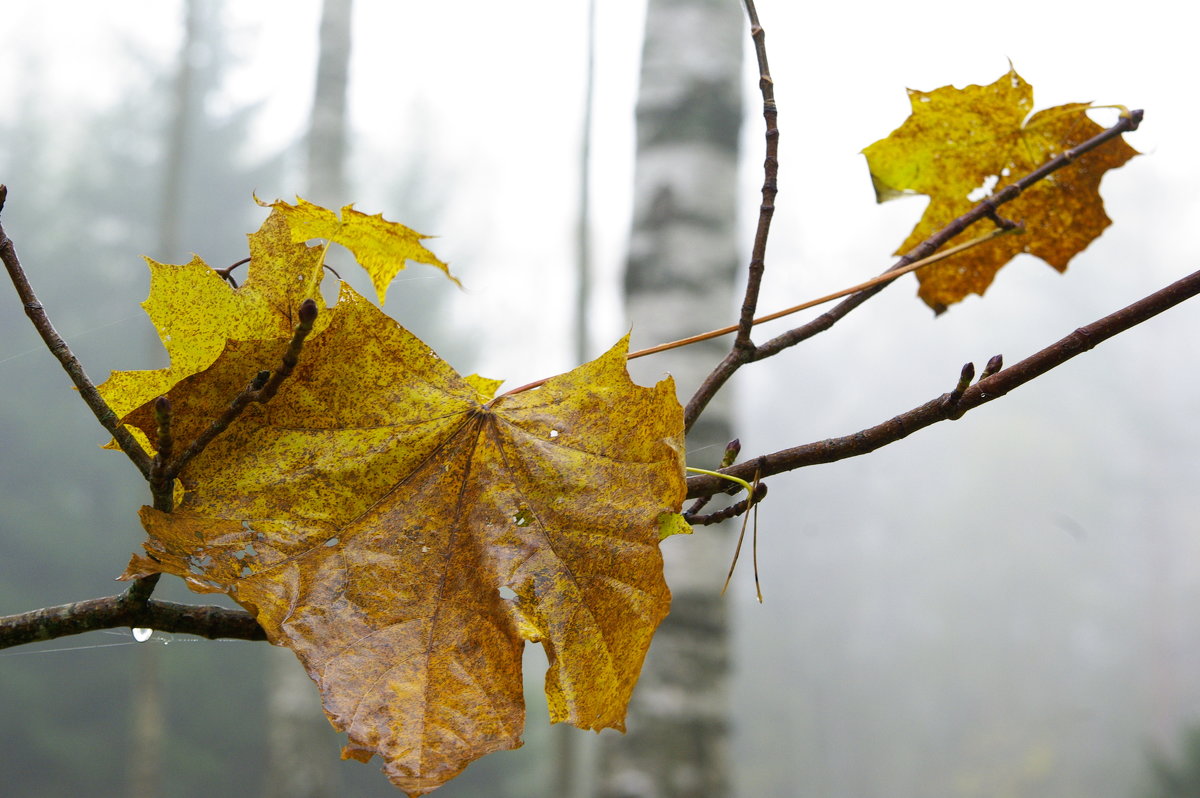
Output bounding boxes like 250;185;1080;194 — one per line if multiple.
6;0;1194;387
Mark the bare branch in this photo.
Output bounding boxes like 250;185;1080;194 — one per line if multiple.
683;109;1144;431
733;0;778;352
686;263;1200;498
0;185;154;479
753;110;1144;362
165;298;318;480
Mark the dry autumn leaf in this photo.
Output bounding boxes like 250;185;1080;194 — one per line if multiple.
260;196;458;304
862;67;1137;312
110;205;686;795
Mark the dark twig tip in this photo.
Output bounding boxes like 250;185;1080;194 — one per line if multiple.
0;184;8;215
298;297;318;325
721;438;742;468
958;361;976;389
979;354;1004;381
947;361;975;410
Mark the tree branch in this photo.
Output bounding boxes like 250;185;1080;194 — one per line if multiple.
733;0;777;353
0;186;154;479
0;595;266;650
686;263;1200;498
683;109;1144;432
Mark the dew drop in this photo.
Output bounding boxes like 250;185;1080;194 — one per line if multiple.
132;628;153;643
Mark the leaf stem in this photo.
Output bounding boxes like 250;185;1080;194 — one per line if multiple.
499;226;1015;398
626;225;1017;362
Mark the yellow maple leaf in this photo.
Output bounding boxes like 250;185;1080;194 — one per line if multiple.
118;282;684;795
862;67;1137;312
260;196;458;305
98;210;328;424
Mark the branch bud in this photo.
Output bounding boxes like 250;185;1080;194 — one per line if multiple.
153;395;171;423
298;298;318;327
721;438;742;468
980;354;1004;381
956;361;975;393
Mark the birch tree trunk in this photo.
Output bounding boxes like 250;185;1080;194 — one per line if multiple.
263;2;353;796
596;1;744;796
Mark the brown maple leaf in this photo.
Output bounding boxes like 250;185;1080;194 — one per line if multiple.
118;276;685;794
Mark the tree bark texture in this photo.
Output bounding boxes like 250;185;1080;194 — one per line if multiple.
597;1;744;796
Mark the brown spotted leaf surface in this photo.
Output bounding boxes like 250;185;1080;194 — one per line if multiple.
862;67;1137;312
112;203;685;795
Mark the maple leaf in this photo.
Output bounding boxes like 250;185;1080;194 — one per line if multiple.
98;210;329;423
260;196;458;305
117;278;684;794
862;67;1138;312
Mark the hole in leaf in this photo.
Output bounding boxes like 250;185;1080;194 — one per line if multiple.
513;508;533;527
966;174;1000;202
498;586;517;600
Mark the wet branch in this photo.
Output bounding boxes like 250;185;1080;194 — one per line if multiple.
0;185;154;479
684;109;1144;432
0;185;317;639
0;596;266;650
686;263;1200;498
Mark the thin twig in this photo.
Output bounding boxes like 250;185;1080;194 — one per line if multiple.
214;256;250;288
149;396;175;512
685;261;1199;498
685;483;766;525
626;225;1017;362
752;111;1143;364
733;0;777;352
0;186;154;479
165;298;318;480
499;205;1016;398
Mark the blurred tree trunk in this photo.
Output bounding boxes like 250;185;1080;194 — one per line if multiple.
596;1;744;797
130;2;205;795
129;639;165;798
263;2;352;797
306;0;353;203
